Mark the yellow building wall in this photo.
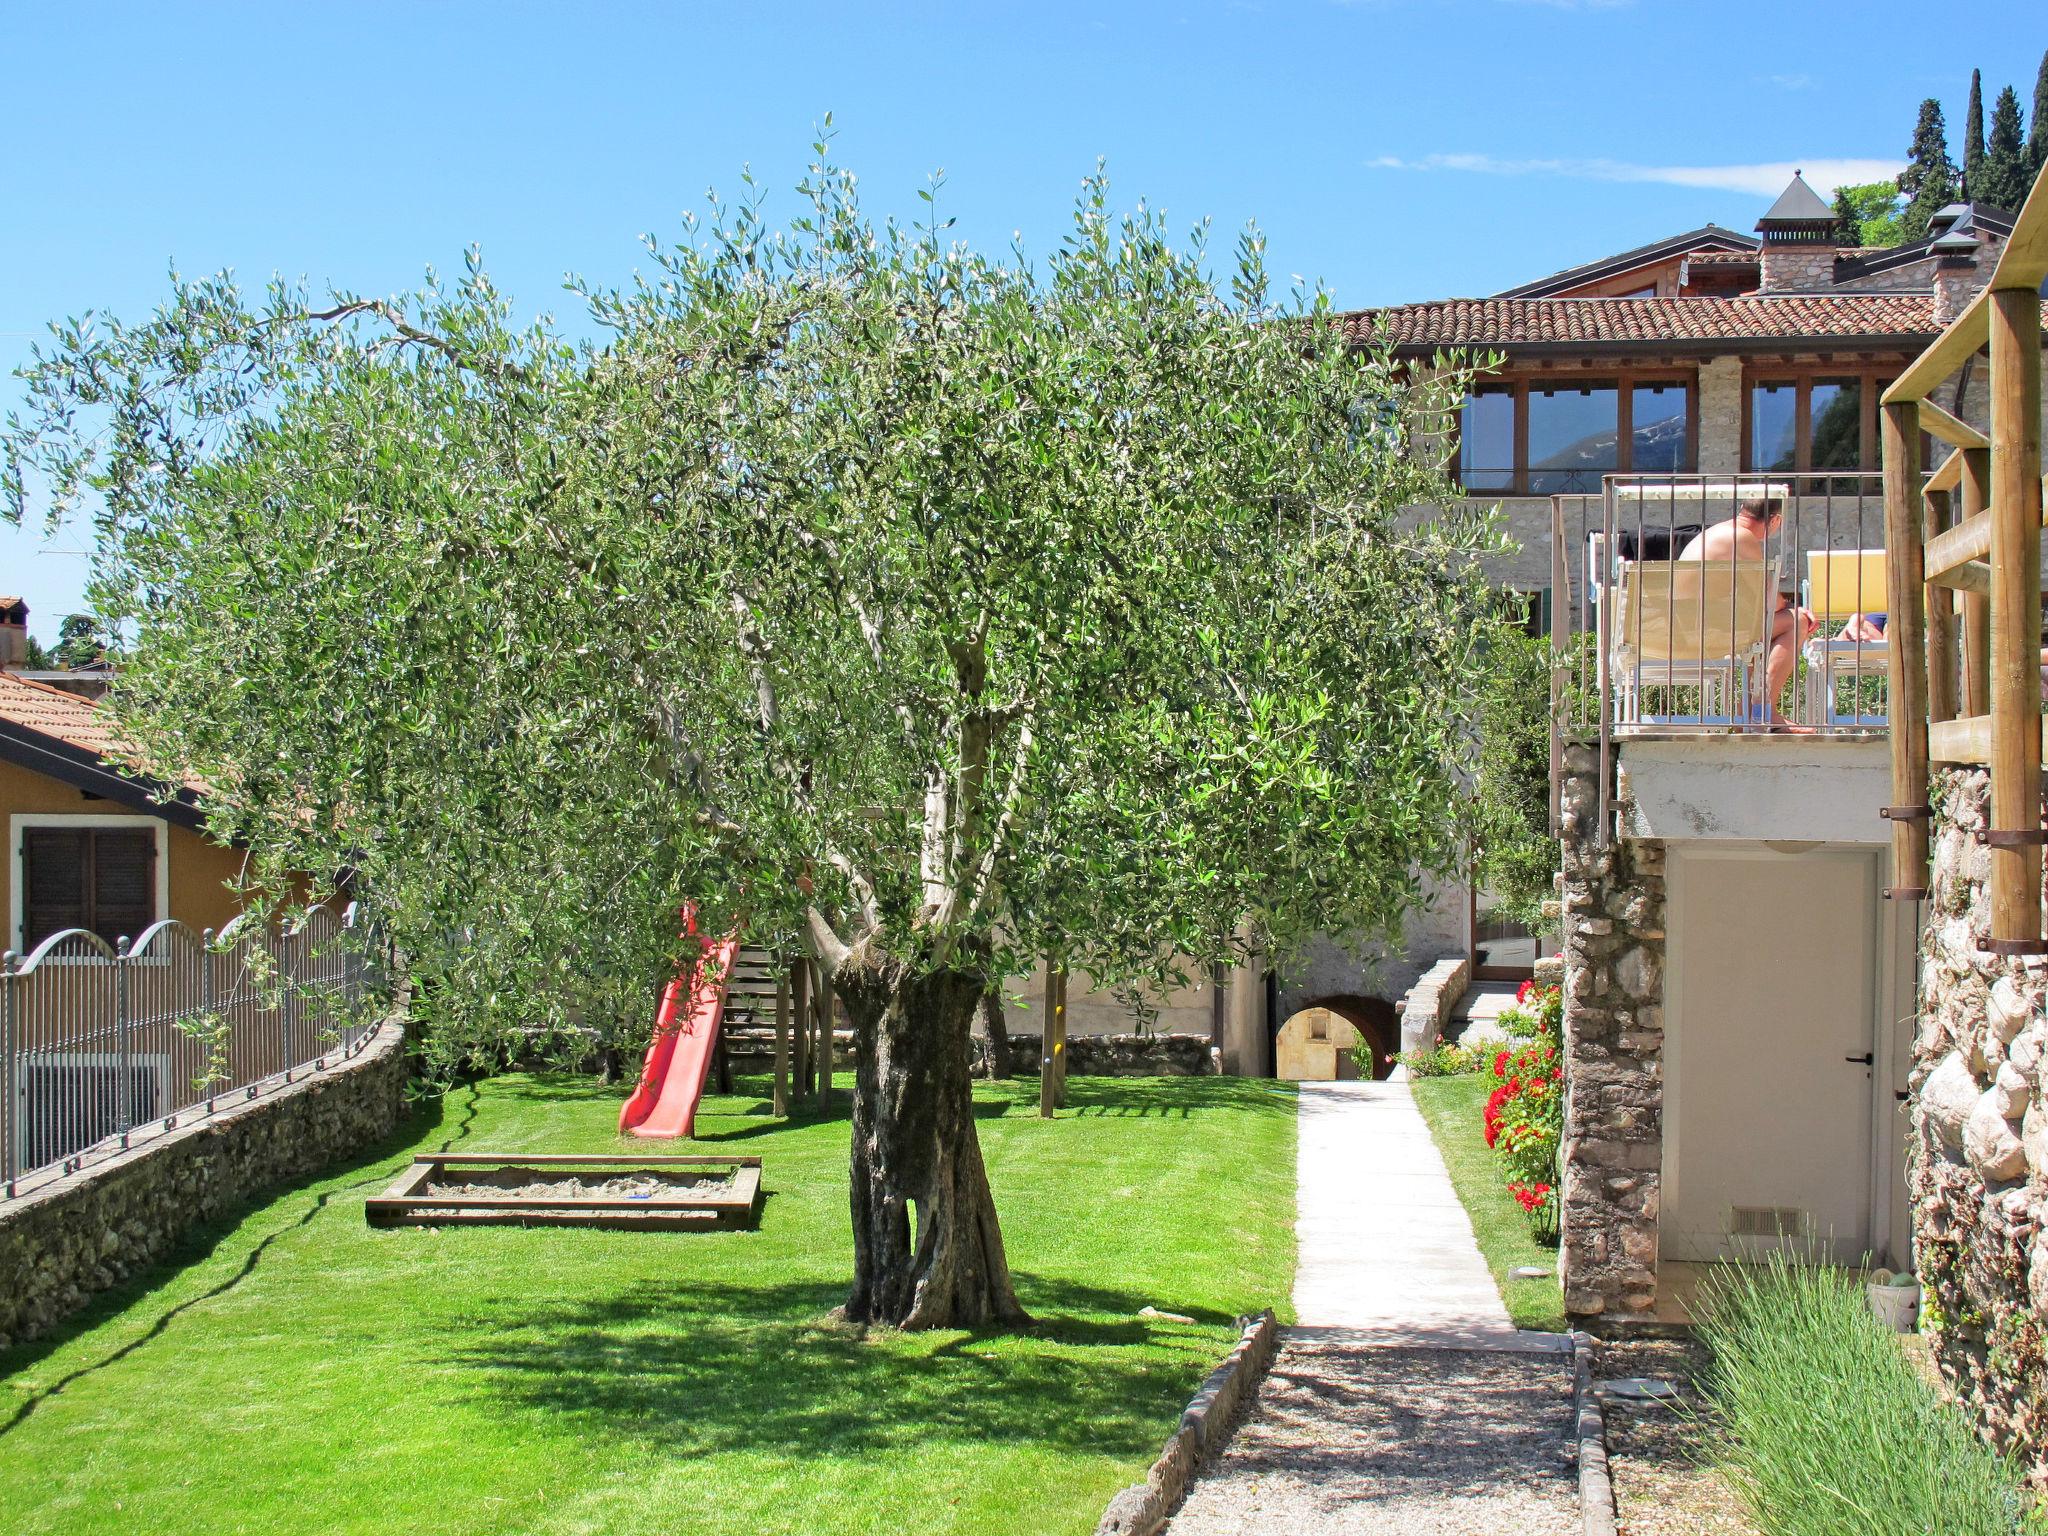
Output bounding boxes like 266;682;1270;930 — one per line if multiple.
2;757;247;952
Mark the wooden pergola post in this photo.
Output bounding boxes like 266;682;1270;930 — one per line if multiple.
1882;399;1930;899
772;965;791;1116
790;957;810;1103
812;960;832;1107
1038;964;1067;1118
1959;446;1993;717
1987;286;2044;950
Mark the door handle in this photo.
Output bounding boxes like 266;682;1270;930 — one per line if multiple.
1845;1052;1874;1066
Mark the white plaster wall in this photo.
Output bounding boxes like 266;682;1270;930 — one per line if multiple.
1619;738;1891;844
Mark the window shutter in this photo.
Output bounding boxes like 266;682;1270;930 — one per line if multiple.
91;829;157;947
23;829;91;949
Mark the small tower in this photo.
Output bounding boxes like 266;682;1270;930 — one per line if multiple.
1755;171;1839;292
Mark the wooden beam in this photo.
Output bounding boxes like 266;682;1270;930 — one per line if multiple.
1988;167;2048;291
1925;487;1960;725
812;960;832;1107
1988;286;2043;947
1882;286;1990;407
1931;714;2048;765
1881;398;1929;896
1929;559;1991;595
1960;448;1993;717
1924;508;1990;583
1918;396;1990;451
1928;447;1964;495
790;957;809;1099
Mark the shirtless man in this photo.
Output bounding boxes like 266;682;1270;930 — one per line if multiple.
1678;497;1815;729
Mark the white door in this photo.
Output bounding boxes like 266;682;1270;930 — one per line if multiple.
1665;847;1877;1264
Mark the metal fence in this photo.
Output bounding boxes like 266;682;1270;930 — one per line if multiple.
0;904;375;1199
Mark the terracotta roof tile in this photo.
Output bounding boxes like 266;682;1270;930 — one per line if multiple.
0;670;206;798
1343;294;1941;350
1681;250;1760;267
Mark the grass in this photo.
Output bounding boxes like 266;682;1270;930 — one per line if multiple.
0;1070;1297;1536
1410;1072;1566;1333
1696;1255;2041;1536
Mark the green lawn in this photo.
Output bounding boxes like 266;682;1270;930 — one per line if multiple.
1411;1073;1566;1333
0;1071;1297;1536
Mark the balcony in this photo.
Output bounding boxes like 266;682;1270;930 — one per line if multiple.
1548;472;1899;743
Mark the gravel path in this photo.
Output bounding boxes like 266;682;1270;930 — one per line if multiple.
1161;1081;1578;1534
1165;1337;1578;1535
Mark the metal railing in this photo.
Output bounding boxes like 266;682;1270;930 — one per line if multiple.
0;904;375;1199
1547;471;1905;844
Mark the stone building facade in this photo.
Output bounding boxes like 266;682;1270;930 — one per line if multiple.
1912;767;2048;1478
1556;747;1667;1323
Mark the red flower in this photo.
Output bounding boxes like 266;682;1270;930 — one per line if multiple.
1494;1050;1511;1079
1516;978;1535;1003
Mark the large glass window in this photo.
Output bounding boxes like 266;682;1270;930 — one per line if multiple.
1630;382;1690;472
1750;381;1798;471
1459;386;1515;492
1808;377;1863;469
1527;382;1618;494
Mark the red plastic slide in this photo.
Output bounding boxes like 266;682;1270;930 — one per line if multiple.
618;918;740;1140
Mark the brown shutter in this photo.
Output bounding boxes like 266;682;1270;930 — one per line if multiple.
90;829;157;947
23;828;90;948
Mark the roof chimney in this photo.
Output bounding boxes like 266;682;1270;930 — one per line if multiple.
0;597;28;669
1754;171;1839;293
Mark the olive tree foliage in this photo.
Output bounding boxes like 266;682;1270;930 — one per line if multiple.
6;146;1501;1322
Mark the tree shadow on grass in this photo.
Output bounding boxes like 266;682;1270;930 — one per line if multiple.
436;1271;1234;1465
0;1095;458;1434
1058;1077;1295;1120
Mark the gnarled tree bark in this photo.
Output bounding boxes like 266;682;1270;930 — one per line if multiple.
834;949;1028;1329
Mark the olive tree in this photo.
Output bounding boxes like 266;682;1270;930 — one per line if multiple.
5;148;1500;1328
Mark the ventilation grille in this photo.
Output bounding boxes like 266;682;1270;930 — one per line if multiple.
1729;1206;1808;1239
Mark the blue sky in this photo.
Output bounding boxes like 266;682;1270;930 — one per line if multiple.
2;1;2040;642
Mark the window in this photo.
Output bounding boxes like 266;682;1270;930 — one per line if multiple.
1630;382;1690;471
1459;385;1516;492
15;820;162;950
1750;380;1799;471
1745;371;1892;472
1456;372;1694;495
1527;383;1619;494
1808;378;1862;470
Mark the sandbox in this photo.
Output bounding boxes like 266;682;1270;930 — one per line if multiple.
365;1153;763;1230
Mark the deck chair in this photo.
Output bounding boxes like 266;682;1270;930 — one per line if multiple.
1609;559;1770;727
1801;550;1889;728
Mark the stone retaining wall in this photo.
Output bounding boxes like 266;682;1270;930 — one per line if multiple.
1397;954;1472;1055
0;1016;410;1351
1913;767;2048;1478
972;1032;1217;1079
1558;747;1667;1327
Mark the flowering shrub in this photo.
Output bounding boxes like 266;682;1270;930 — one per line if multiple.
1399;1041;1484;1078
1483;979;1563;1244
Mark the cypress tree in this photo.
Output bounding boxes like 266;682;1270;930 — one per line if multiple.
2031;49;2048;177
1899;98;1958;241
1963;69;1985;195
1831;186;1862;246
1981;84;2031;211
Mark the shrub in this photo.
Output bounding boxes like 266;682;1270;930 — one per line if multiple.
1483;979;1563;1241
1398;1041;1483;1078
1696;1254;2042;1536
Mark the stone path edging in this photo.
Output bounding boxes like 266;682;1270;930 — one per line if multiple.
1095;1309;1281;1536
1572;1330;1619;1536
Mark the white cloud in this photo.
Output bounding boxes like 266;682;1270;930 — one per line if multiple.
1365;153;1903;198
1759;72;1814;90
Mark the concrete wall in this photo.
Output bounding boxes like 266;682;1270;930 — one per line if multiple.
0;1015;408;1350
1618;738;1891;845
3;757;247;952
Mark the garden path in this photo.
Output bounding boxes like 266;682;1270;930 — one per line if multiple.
1164;1080;1578;1535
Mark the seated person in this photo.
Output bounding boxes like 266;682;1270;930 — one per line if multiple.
1679;497;1815;729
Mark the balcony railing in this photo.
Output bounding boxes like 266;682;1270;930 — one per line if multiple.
1547;471;1901;842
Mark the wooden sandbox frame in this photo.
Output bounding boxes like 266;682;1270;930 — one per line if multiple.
366;1153;763;1231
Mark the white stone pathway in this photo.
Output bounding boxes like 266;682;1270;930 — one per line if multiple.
1164;1079;1578;1535
1292;1080;1556;1349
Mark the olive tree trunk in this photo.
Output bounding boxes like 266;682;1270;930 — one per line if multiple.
981;981;1017;1079
834;952;1027;1329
